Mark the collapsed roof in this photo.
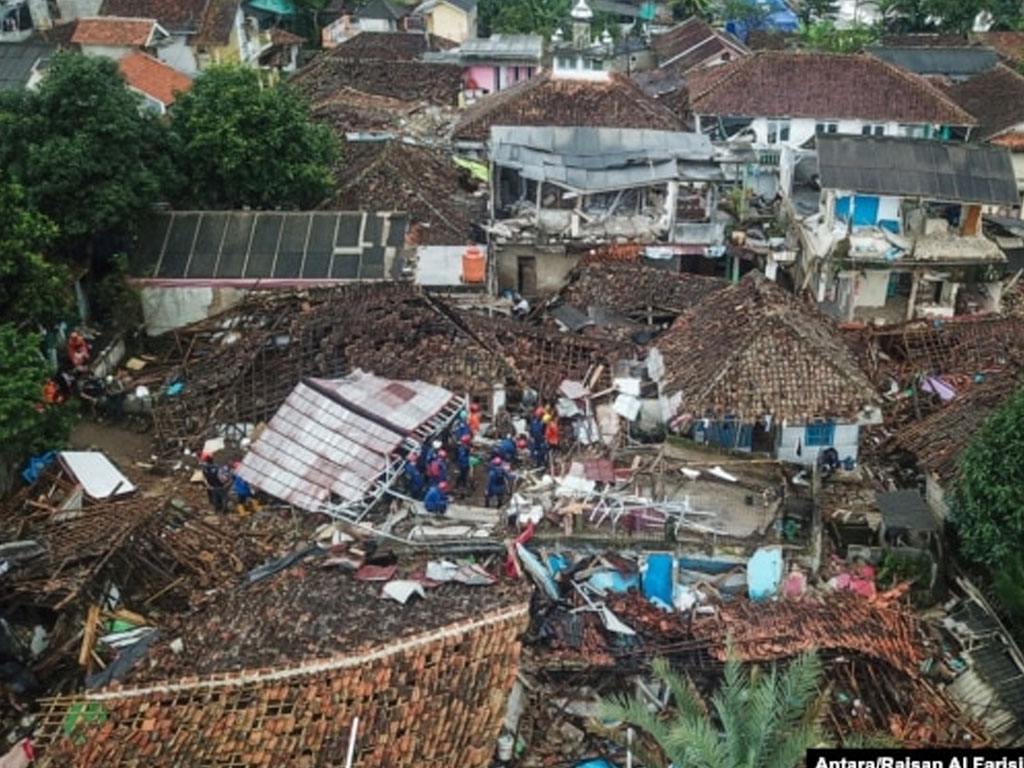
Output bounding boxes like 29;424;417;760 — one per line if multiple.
491;126;718;193
656;272;879;423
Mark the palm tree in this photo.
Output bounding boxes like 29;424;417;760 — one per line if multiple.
600;651;824;768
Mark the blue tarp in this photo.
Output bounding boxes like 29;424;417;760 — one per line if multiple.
21;451;56;486
574;760;618;768
747;546;783;601
643;553;674;607
588;571;639;594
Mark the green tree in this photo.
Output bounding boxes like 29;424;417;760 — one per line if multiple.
667;0;716;21
600;652;824;768
0;52;171;244
168;65;338;209
492;0;572;36
952;386;1024;568
0;326;76;478
0;184;72;328
719;0;771;28
799;19;880;51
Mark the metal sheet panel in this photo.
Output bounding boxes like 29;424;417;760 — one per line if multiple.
58;451;137;500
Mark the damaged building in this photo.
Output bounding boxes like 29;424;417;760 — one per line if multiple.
798;135;1019;324
488;125;725;295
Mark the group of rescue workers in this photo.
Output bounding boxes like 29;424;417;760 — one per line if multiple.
405;402;561;516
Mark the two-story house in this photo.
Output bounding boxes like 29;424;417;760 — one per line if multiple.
798;134;1018;324
412;0;476;43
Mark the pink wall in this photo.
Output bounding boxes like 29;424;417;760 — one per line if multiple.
466;64;496;93
465;64;537;94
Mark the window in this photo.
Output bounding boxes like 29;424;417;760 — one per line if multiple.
556;56;575;69
861;124;884;136
766;120;790;144
898;123;930;139
804;421;835;447
815;122;838;134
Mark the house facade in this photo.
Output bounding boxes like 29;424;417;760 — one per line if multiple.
118;50;192;113
654;272;882;466
413;0;476;43
798;135;1017;324
689;51;976;157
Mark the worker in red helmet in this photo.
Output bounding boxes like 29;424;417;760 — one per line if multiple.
404;453;426;498
424;481;450;515
67;331;90;369
544;412;559;453
485;457;512;508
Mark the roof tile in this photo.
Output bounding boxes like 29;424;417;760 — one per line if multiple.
118;51;191;106
71;16;157;46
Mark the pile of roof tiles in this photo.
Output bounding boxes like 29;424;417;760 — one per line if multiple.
34;604;529;767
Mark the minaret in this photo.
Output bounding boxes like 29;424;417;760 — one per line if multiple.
571;0;593;48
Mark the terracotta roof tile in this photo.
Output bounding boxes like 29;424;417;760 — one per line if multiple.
452;70;687;142
118;51;192;106
943;64;1024;140
329;29;455;60
656;272;878;422
560;262;728;317
687;51;976;125
71;16;158;46
651;16;748;74
99;0;207;32
973;31;1024;64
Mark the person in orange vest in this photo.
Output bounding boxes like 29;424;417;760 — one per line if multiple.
544;413;559;452
41;379;63;404
467;402;482;435
67;331;90;369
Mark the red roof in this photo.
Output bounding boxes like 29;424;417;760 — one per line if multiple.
118;51;192;106
687;50;975;125
71;16;158;46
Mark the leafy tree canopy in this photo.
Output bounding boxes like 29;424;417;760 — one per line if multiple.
0;325;76;462
601;652;823;768
952;386;1024;568
0;184;72;328
168;65;339;209
879;0;1022;33
0;52;170;244
799;19;879;51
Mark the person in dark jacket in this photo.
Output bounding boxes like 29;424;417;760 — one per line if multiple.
485;458;512;508
455;434;472;490
424;481;450;515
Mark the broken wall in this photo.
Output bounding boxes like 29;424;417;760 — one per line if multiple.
496;244;577;296
35;604;529;768
139;286;250;336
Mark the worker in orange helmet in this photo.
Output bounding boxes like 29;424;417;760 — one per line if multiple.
467;402;482;435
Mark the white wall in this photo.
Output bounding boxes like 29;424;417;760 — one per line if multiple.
140;286;248;335
81;43;135;60
157;36;198;75
745;117;927;149
925;473;951;521
854;269;890;308
775;422;860;465
360;18;392;31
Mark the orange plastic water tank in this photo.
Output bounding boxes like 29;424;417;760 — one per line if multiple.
461;245;485;284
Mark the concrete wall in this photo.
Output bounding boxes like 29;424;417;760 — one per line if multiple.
80;43;134;59
495;245;577;297
156;36;198;75
742;117;931;149
427;2;472;42
926;472;952;522
775;421;860;465
466;64;496;93
855;269;890;308
139;285;249;335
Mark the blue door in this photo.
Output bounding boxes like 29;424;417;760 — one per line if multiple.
852;196;880;227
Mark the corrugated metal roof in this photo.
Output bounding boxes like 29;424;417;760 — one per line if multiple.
491;126;718;192
867;46;998;77
458;34;543;60
816;135;1019;206
875;489;937;531
237;370;454;510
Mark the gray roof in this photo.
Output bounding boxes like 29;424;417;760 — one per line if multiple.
0;41;53;90
457;34;543;61
875;489;937;532
867;46;998;77
816;135;1019;206
414;0;476;13
490;126;718;193
130;211;409;281
358;0;408;20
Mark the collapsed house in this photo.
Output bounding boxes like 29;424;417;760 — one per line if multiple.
798;135;1018;324
652;272;881;463
31;556;530;767
488;125;726;295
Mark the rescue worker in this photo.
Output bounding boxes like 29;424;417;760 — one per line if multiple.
232;461;259;516
405;453;426;498
427;449;448;484
467;402;482;435
454;417;471;444
67;331;90;369
424;481;450;515
494;435;517;465
529;407;545;447
485;457;511;508
455;433;472;490
200;452;229;512
544;413;559;453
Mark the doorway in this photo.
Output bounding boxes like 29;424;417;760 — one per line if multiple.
517;256;537;297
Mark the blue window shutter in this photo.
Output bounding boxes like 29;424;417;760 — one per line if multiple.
804;421;835;447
